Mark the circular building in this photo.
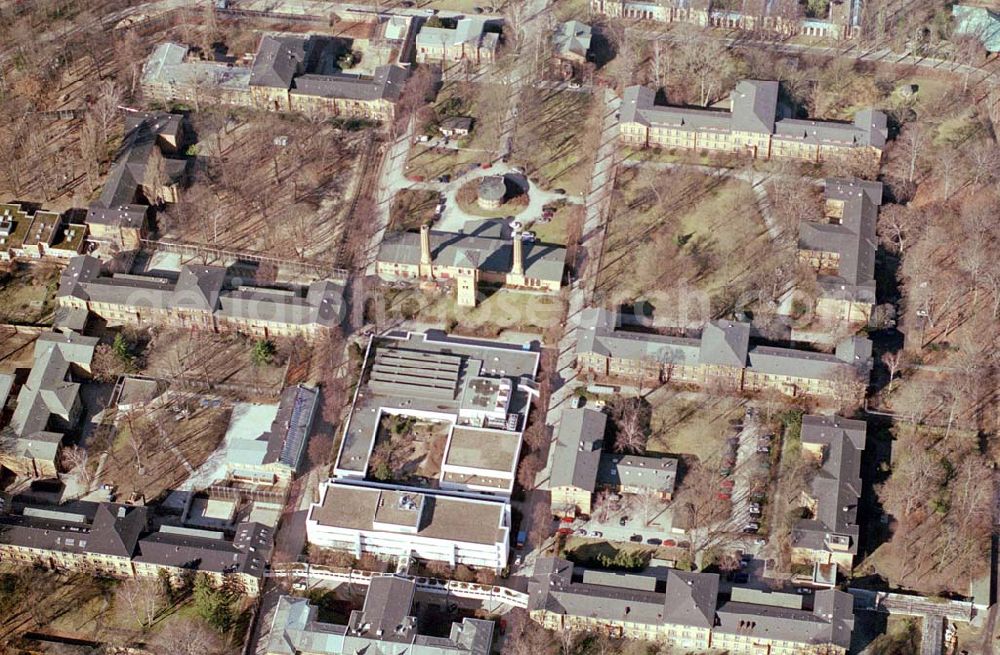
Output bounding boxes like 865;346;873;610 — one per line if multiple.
477;175;507;209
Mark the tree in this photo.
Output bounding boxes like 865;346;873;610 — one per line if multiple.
149;617;224;655
192;574;236;632
876;203;920;255
251;339;277;367
118;576;163;629
504;608;557;655
61;445;92;486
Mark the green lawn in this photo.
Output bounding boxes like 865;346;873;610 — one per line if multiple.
512;90;598;196
527;203;580;246
380;286;564;335
646;390;745;463
595;166;772;312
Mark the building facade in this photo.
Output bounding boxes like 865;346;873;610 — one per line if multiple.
529;557;854;654
576;308;872;400
142;38;408;122
56;256;344;341
591;0;861;40
376;222;566;307
620;81;887;164
0;499;272;595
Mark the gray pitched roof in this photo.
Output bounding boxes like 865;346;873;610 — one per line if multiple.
597;453;678;494
528;557;719;630
550;408;607;492
576;308;701;365
730;80;779;134
416;17;492;48
621;80;887;149
716;589;854;650
250;35;304;88
0;500;148;558
292;65;408;102
792;415;866;554
266;584;493;655
87;112;184;228
699;321;750;367
553;21;592;58
799;178;882;304
134;521;272;577
173;265;226;311
377;226;566;284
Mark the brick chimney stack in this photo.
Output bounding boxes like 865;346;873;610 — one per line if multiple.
511;228;524;277
419;223;433;278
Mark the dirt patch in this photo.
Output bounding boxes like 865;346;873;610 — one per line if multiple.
0;262;61;325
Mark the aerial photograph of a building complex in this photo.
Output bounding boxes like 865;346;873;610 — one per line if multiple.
1;0;999;653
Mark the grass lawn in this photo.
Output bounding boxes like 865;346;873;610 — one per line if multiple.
0;328;39;372
0;262;60;325
512;90;598;196
527;203;580;246
380;286;564;336
562;536;686;565
389;189;439;232
405;82;498;181
646;390;745;463
595;166;773;313
97;403;231;502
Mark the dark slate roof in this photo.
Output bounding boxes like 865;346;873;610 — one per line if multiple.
87;112;184;228
550;408;607;492
173;265;226;311
134;521;272;577
0;500;148;558
792;415;866;554
292;65;408;102
249;35;305;88
799;178;882;304
346;577;417;644
575;308;701;365
378;226;566;284
528;557;719;630
716;589;854;650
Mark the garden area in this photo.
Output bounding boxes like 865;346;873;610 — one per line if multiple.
368;414;451;486
646;390;746;462
0;262;60;325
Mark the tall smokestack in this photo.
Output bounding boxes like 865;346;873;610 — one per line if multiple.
419;223;433;278
511;228;524;277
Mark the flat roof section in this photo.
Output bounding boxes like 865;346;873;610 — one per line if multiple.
310;483;506;546
368;349;462;400
444;426;520;473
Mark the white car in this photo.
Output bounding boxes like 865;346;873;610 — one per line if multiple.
520;231;536;242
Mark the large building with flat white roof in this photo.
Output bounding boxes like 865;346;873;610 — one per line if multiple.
313;329;540;571
306;481;511;570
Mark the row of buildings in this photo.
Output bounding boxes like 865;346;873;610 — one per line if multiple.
306;329;542;571
528;557;855;654
575;308;873;399
0;496;273;594
264;577;494;655
376;222;567;307
620;80;887;164
0;204;86;262
55;255;345;340
591;0;863;40
142;36;409;121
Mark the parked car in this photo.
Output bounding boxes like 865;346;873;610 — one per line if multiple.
720;479;735;489
514;555;523;566
743;522;760;532
438;174;451;183
796;587;813;594
757;446;771;454
568;81;582;89
557;527;573;536
480;161;492;169
749;504;762;515
716;492;731;501
473;6;484;12
646;538;662;546
520;231;536;242
553;188;566;194
575;528;587;536
629;534;643;542
733;572;749;584
619;516;628;526
560;516;574;523
571;395;585;408
592;531;603;538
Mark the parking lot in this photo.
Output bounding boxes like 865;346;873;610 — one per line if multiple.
558;493;683;549
719;408;773;538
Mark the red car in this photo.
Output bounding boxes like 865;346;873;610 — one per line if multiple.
557;527;573;536
716;492;732;501
720;479;735;489
480;161;492;169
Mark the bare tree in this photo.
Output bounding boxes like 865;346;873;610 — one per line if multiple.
149;617;224;655
62;445;93;487
118;577;163;629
